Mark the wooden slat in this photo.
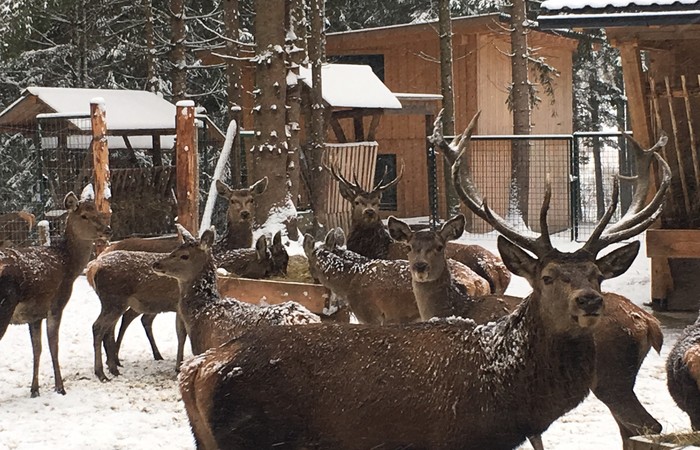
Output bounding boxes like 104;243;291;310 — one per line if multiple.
649;77;677;209
665;76;691;215
217;276;330;314
646;229;700;258
681;75;700;188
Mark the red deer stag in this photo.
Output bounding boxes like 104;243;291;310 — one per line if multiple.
667;316;700;430
328;163;510;294
152;225;319;356
175;131;669;449
88;231;287;380
304;227;489;324
0;193;111;397
0;211;36;247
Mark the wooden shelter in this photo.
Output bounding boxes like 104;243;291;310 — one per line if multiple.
326;13;578;229
539;0;700;310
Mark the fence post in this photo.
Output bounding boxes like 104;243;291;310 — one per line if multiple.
569;135;579;242
176;100;199;236
90;98;110;254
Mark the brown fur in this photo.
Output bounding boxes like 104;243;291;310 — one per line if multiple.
0;194;111;396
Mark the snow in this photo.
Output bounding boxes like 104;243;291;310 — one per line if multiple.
0;231;694;449
542;0;699;10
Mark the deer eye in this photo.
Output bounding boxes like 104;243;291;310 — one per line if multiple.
354;200;360;205
180;255;189;260
436;245;444;253
81;214;88;220
542;276;554;285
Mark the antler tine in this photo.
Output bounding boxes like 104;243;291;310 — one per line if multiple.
325;162;363;194
451;112;551;256
429;108;463;166
373;165;389;190
580;177;620;254
539;176;553;250
376;161;405;193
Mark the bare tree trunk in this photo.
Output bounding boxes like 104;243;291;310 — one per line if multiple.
169;0;187;103
509;0;531;225
438;0;459;216
251;0;288;224
285;0;305;208
142;0;158;93
589;66;605;220
307;0;326;223
223;0;243;187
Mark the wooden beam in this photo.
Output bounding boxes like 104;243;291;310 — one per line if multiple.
367;114;381;141
329;115;347;143
353;115;365;141
618;42;651;147
90;98;111;255
175;101;199;236
647;229;700;258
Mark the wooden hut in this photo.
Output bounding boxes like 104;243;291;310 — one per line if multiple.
326;13;579;232
539;1;700;310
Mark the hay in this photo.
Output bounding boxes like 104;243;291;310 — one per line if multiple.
269;254;315;284
650;432;700;445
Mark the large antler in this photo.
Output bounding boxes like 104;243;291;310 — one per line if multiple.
374;160;405;193
326;160;405;196
580;133;671;255
325;163;364;196
430;108;472;166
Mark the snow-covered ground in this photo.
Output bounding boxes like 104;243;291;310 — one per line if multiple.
0;231;695;449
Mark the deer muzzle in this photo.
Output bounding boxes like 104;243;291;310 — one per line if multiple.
575;291;604;316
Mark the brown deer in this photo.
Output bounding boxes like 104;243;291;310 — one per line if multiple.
152;226;319;356
0;210;36;247
88;231;288;380
328;164;510;294
212;177;267;252
389;214;664;444
667;316;700;430
174;123;670;449
304;228;489;325
0;193;111;397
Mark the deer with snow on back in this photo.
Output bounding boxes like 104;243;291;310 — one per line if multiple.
0;192;111;397
174;123;670;449
328;162;510;294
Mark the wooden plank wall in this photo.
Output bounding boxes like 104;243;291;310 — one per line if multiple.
322;141;378;232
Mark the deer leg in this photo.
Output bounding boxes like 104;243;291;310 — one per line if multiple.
28;320;43;398
0;276;20;339
115;308;141;365
93;308;122;382
141;313;163;361
528;435;544;450
104;327;120;376
46;310;66;395
175;314;187;372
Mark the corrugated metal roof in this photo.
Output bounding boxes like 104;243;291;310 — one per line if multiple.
541;0;700;12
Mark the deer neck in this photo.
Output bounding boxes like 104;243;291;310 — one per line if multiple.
411;265;460;320
346;221;392;259
216;220;253;251
177;260;221;314
59;225;97;279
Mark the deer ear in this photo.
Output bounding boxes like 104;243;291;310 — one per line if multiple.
323;229;337;249
338;183;357;202
200;227;216;250
303;233;316;257
596;240;640;280
64;192;80;212
215;179;233;199
255;235;268;260
388;216;412;243
250;177;268;196
273;230;283;248
497;236;537;281
439;214;465;242
176;224;196;244
333;227;346;247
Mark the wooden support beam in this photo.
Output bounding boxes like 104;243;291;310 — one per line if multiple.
329;115;347;143
90;98;111;255
353;115;365;141
176;100;199;236
367;113;381;141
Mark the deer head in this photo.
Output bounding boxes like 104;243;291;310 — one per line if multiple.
216;177;268;226
388;214;465;283
269;230;288;276
153;225;216;283
326;163;404;226
63;192;112;242
449;112;671;332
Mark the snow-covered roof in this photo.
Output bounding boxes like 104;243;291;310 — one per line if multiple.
299;64;402;110
539;0;700;28
10;87;178;131
542;0;699;10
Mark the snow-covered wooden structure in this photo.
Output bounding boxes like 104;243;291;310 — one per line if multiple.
0;87;225;240
325;13;578;229
539;0;700;310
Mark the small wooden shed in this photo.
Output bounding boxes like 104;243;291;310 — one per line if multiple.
326;13;579;231
539;0;700;310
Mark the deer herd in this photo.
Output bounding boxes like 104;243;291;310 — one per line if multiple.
0;112;699;449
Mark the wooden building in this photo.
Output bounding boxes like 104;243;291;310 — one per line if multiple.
539;0;700;310
326;13;579;229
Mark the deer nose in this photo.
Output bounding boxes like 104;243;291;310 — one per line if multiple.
576;292;603;314
364;209;376;217
413;262;429;273
104;226;113;237
240;211;251;220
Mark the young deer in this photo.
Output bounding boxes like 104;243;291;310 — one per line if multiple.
152;226;319;356
175;120;670;449
390;214;664;444
212;177;267;252
304;228;489;325
328;164;510;294
667;316;700;430
0;193;111;397
88;231;288;380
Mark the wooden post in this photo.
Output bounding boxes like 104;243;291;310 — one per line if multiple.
91;98;111;255
176;100;199;235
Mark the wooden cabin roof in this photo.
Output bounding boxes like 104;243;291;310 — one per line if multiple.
539;0;700;28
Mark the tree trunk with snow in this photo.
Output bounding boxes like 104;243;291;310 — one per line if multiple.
508;0;531;226
143;0;158;93
169;0;187;103
251;0;289;224
438;0;459;216
285;0;305;208
223;0;243;188
306;0;327;223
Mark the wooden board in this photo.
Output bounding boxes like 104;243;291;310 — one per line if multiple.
646;229;700;258
217;276;331;314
